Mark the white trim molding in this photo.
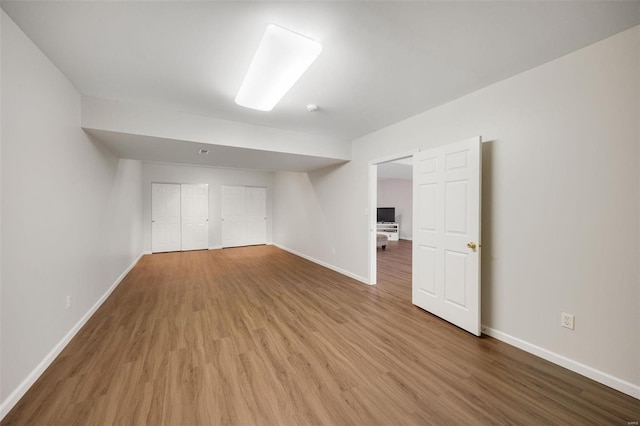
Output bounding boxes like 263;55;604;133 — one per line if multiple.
481;325;640;400
0;253;145;420
274;243;371;285
370;149;418;166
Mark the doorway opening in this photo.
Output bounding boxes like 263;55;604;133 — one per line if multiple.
369;152;416;298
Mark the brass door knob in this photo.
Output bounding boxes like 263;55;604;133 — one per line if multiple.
467;242;477;250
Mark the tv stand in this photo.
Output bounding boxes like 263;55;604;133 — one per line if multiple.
376;222;399;241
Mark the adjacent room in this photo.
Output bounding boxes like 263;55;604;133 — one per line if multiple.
2;1;639;424
374;158;414;300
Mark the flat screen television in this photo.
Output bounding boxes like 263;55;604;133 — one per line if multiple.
377;207;395;223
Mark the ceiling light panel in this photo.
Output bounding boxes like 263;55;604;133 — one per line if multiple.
235;24;322;112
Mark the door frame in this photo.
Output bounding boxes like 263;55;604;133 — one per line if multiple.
368;150;418;285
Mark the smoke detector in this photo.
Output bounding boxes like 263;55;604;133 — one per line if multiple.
306;104;318;112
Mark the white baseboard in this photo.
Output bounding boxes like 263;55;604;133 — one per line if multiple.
273;244;371;285
208;246;223;250
481;325;640;400
0;253;144;420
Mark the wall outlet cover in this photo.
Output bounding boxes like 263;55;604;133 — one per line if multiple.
561;312;575;330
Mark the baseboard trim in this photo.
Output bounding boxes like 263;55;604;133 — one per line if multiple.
208;246;223;250
481;325;640;400
0;252;144;420
273;244;371;285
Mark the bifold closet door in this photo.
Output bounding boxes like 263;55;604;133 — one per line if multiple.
245;187;267;246
152;183;209;253
221;185;247;248
181;184;209;251
151;183;181;253
221;185;267;248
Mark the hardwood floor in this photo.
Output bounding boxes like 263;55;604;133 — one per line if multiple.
375;239;413;301
3;243;639;425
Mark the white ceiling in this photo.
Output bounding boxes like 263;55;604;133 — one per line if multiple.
3;1;639;170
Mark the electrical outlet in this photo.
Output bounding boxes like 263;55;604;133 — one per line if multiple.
561;312;574;330
66;296;71;310
332;248;336;255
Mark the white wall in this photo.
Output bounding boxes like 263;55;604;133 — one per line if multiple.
378;179;413;239
141;162;274;252
83;97;350;161
1;11;143;416
272;26;640;395
272;170;335;263
272;165;369;283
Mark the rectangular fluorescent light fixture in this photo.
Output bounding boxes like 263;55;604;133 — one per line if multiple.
235;24;322;111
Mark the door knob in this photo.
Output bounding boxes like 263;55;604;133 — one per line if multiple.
467;242;477;250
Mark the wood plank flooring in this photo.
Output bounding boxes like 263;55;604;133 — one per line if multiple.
3;242;639;425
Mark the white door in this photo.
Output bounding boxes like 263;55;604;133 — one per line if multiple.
221;185;247;248
245;187;267;246
152;183;181;253
412;137;482;336
181;184;209;251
